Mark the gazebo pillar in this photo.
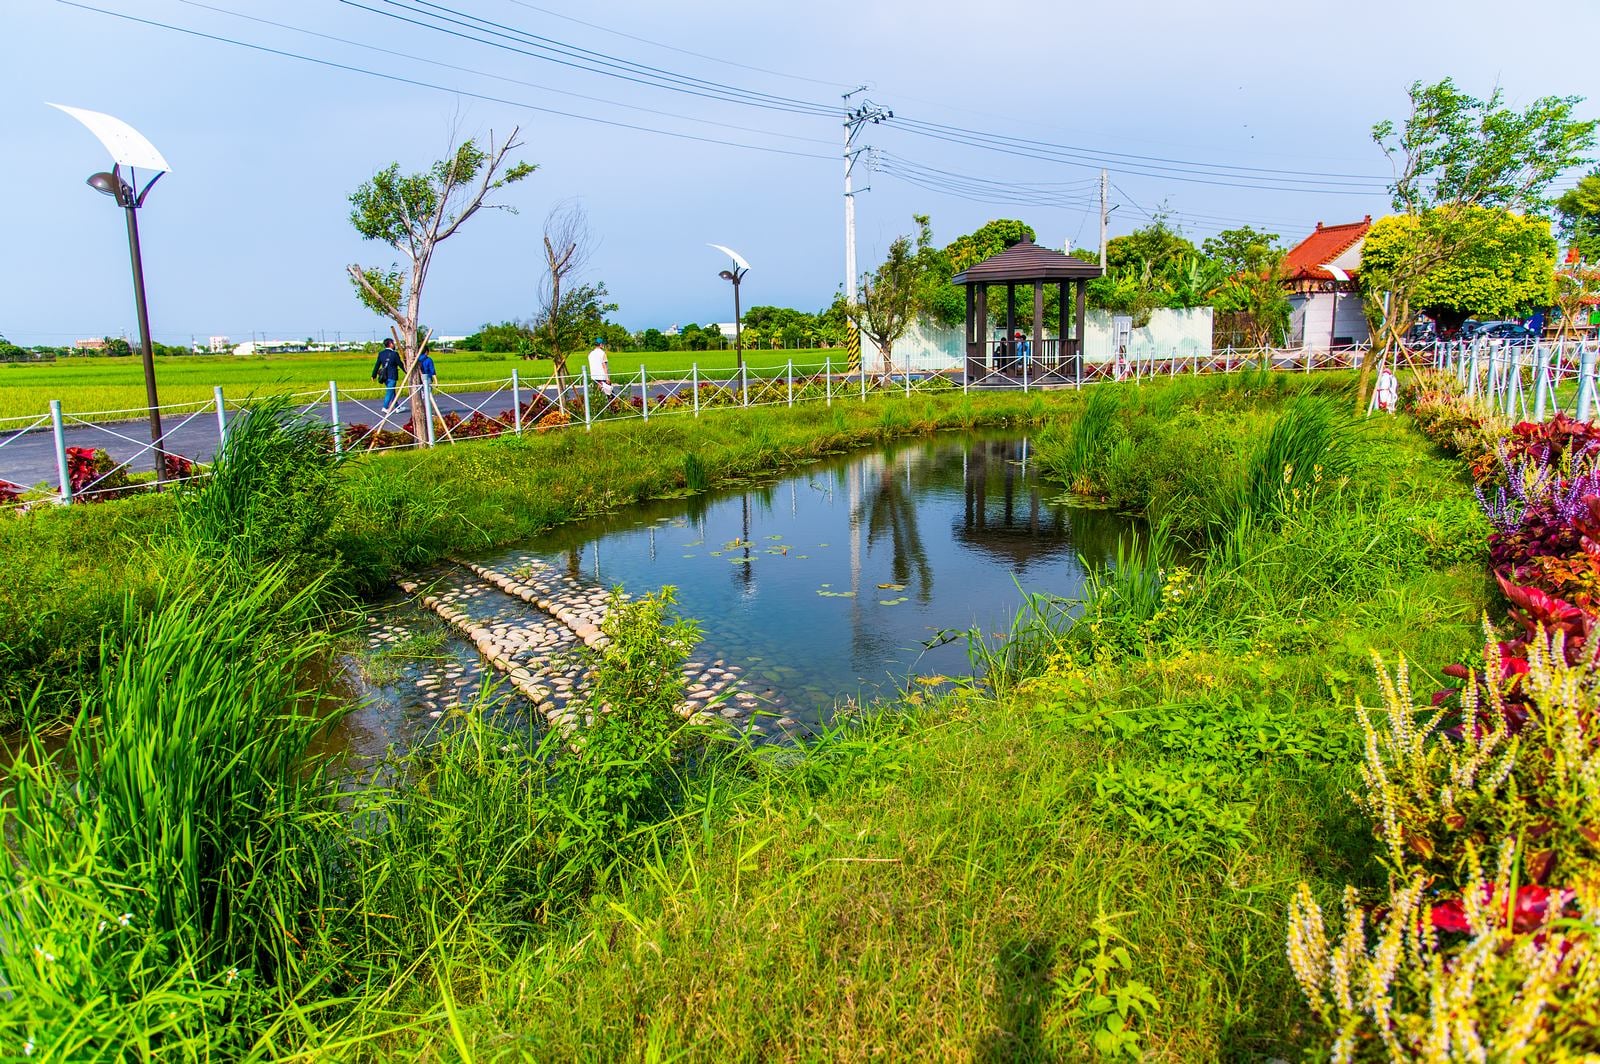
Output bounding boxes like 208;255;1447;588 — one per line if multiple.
1031;281;1044;376
973;284;988;376
1058;281;1070;372
1074;279;1088;381
1005;283;1017;375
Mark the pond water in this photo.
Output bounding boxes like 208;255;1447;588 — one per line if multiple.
463;432;1133;722
4;433;1137;771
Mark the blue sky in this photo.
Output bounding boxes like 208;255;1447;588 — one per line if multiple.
3;0;1597;345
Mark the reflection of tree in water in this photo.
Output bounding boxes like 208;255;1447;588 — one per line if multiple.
865;452;935;600
955;437;1131;570
956;439;1072;566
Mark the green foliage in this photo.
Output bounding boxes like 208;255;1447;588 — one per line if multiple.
178;394;345;576
848;215;938;364
1104;214;1199;273
1201;225;1284;274
1093;760;1257;859
1361;207;1558;324
1556;168;1600;262
1373;78;1597;214
457;319;536;353
1051;916;1160;1058
529;281;617;364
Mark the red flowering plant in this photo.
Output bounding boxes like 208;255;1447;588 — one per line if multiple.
66;445;133;502
0;479;21;507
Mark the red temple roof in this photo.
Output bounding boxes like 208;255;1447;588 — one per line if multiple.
1282;216;1372;282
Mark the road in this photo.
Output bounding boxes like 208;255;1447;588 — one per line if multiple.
0;374;837;492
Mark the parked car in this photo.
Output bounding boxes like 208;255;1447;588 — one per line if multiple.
1406;319;1438;344
1473;321;1539;346
1454;319;1485;340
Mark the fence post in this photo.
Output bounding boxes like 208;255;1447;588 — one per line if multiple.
50;399;71;504
1534;346;1551;421
904;364;912;398
861;365;867;402
787;360;795;406
1022;355;1030;393
328;381;343;454
582;368;593;430
741;363;749;407
213;385;228;447
422;377;437;446
639;365;649;422
1579;347;1596;422
825;357;833;406
512;369;522;433
692;363;700;417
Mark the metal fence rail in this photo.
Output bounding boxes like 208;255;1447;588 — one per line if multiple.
0;346;1419;510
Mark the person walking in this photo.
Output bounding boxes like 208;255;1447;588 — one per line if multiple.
1374;362;1398;413
1015;330;1031;374
418;349;437;390
372;338;403;412
587;336;614;399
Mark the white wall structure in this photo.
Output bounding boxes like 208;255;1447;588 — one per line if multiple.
1289;291;1370;350
864;308;1215;372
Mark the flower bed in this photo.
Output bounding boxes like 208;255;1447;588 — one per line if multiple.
1286;375;1600;1060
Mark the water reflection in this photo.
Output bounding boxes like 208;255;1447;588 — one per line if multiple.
498;432;1134;721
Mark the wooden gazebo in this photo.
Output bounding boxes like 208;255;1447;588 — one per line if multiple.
951;239;1103;385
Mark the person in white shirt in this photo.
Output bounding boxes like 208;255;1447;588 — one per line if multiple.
1375;364;1398;413
587;337;614;399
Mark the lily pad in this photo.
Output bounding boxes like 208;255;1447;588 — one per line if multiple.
730;557;753;565
876;583;906;591
766;534;784;541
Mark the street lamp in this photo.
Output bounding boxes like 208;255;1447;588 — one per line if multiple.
51;103;172;483
709;244;750;371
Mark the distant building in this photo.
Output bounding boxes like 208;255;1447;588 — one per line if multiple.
714;323;738;339
74;338;109;351
1283;216;1372;350
208;336;231;353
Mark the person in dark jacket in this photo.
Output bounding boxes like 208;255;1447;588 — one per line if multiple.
372;338;403;411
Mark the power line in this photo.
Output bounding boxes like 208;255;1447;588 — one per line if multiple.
496;0;852;90
172;0;834;146
55;1;836;162
339;0;839;118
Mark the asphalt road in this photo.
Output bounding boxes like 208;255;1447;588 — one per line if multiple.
0;374;821;491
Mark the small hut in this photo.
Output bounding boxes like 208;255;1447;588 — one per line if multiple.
950;239;1103;385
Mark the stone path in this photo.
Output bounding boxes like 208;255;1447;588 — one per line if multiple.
398;552;800;740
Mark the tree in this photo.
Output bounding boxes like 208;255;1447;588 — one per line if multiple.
1553;262;1600;339
1202;226;1283;274
1360;208;1556;330
925;218;1035;328
347;128;534;441
1105;213;1198;272
459;320;535;353
639;328;669;352
1556;169;1600;263
849;217;936;373
1214;253;1293;348
1357;79;1595;407
530;201;610;397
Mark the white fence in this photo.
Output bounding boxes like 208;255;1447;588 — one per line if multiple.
0;348;1376;510
1413;338;1600;423
867;308;1215;373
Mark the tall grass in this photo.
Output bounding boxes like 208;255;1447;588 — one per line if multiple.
180;394;345;576
0;567;336;1055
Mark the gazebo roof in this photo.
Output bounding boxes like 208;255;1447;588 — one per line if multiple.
950;238;1104;285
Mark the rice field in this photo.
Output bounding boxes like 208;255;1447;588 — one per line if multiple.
0;347;848;421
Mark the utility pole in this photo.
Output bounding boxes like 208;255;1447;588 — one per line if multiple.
1099;169;1109;268
843;87;891;369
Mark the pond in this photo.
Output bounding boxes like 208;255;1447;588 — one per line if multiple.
8;433;1139;769
319;431;1135;752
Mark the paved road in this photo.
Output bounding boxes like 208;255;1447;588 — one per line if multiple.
0;374;842;492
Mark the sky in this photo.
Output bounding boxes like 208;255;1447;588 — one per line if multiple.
3;0;1598;346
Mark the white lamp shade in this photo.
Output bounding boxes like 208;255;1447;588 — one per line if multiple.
708;243;751;271
48;103;171;173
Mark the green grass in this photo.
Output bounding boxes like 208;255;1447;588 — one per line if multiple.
0;348;850;421
0;372;1501;1059
0;389;1058;722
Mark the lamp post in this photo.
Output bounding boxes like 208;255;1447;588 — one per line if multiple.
709;244;750;372
51;104;171;483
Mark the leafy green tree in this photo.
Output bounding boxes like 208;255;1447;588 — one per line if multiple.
460;320;535;353
347;128;535;439
1359;78;1594;406
1361;208;1556;330
849;216;937;372
1105;214;1198;272
531;281;618;369
104;336;133;358
1554;263;1600;338
639;328;669;352
1202;226;1284;274
1556;169;1600;262
924;218;1035;328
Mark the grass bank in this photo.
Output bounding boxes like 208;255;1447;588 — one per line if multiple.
0;348;847;420
3;371;1508;1059
340;371;1494;1058
0;390;1060;721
